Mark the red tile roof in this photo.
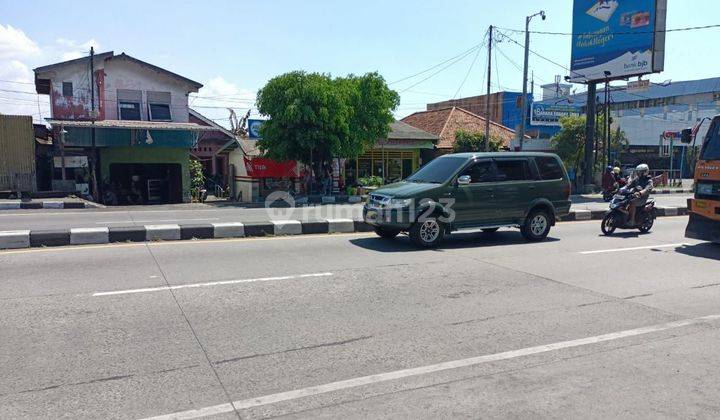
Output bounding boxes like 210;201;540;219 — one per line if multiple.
401;107;523;150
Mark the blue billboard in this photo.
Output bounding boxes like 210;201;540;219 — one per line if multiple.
247;119;264;139
570;0;666;82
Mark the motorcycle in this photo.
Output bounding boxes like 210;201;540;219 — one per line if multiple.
601;186;656;235
602;178;627;202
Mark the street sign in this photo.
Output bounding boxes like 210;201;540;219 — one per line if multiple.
569;0;667;83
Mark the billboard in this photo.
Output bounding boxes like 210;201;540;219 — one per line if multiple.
247;119;264;139
530;103;583;127
569;0;666;83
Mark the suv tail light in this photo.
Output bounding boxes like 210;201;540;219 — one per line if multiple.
563;182;571;199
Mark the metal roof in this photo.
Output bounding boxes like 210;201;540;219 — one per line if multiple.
387;121;438;141
45;119;218;131
539;77;720;107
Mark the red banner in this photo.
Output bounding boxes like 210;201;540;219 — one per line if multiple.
244;157;297;178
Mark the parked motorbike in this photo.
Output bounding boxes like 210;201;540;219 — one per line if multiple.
601;187;656;235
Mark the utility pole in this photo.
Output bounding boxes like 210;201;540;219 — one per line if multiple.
518;11;545;151
484;25;493;151
90;47;99;200
583;83;597;190
60;126;67;181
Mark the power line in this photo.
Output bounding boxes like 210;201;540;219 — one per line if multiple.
496;23;720;37
390;43;482;86
496;31;570;72
453;29;489;99
398;45;481;94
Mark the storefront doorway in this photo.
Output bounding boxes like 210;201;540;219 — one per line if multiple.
108;163;182;205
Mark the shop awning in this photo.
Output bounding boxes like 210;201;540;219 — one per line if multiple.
244;157;297;178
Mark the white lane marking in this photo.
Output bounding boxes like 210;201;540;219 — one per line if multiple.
93;272;332;297
95;218;220;224
140;314;720;420
579;243;688;255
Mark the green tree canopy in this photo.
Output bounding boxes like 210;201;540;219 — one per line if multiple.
452;130;503;153
255;71;399;165
551;114;629;172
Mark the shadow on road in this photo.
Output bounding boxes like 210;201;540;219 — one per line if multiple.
350;230;560;253
596;231;652;240
675;243;720;260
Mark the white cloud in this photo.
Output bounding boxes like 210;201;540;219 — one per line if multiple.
191;76;257;129
0;24;40;60
56;38;101;61
0;60;50;121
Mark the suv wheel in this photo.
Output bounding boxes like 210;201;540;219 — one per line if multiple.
521;210;551;242
410;217;445;247
374;227;401;239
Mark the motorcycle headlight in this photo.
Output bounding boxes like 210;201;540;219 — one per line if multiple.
387;198;413;208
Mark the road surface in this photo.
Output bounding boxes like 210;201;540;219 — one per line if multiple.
1;216;719;419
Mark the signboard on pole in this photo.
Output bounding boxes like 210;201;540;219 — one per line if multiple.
569;0;667;83
530;103;583;127
248;119;264;139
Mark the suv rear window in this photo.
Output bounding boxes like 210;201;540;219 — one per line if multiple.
535;157;564;180
495;159;531;181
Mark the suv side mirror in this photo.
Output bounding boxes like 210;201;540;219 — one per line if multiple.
680;128;693;144
457;175;471;185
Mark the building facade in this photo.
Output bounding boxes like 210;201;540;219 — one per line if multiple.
34;51;215;203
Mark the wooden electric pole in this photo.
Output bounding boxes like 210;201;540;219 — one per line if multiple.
90;47;99;200
484;25;493;151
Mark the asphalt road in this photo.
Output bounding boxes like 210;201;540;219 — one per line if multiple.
2;216;719;419
0;194;692;231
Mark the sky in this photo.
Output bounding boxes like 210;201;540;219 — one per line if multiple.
1;0;718;127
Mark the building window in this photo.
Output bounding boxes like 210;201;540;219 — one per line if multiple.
119;102;141;120
117;89;143;120
148;103;171;121
62;82;73;97
147;91;172;121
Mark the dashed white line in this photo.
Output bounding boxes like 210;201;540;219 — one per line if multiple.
579;243;688;255
93;272;333;296
139;314;720;420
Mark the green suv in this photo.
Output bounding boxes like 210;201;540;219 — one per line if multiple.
363;152;571;247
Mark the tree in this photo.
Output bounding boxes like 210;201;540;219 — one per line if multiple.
453;130;503;153
255;71;399;170
551;114;629;175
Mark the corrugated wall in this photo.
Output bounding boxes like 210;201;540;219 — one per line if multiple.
0;115;36;192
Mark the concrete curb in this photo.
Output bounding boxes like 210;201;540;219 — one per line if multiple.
0;201;97;211
0;208;689;250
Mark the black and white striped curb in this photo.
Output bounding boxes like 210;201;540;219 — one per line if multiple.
0;207;688;250
559;206;688;221
0;201;98;210
0;219;373;250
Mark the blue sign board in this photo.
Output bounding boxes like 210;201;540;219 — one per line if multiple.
530;103;583;127
248;119;264;139
570;0;666;82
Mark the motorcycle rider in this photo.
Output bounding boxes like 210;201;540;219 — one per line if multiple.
602;166;615;193
625;164;653;225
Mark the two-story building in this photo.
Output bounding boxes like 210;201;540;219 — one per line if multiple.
34;51;217;204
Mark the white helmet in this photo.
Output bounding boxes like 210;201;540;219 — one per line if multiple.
635;164;650;177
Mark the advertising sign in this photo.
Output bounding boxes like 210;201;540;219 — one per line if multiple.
248;119;264;139
570;0;666;82
53;156;88;168
627;79;651;92
243;157;297;178
530;103;583;127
